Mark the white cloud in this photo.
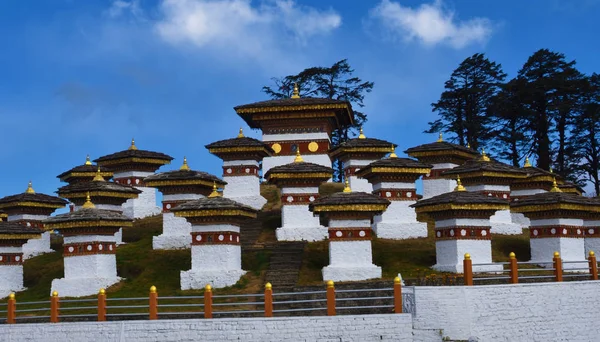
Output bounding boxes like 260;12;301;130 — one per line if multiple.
369;0;492;49
154;0;341;56
105;0;144;19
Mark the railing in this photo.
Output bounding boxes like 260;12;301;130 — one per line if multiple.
0;278;413;324
463;251;599;285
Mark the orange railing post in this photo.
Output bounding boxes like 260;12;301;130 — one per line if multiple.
326;280;336;316
204;284;213;319
7;293;16;324
264;283;273;317
589;251;598;280
50;291;59;323
97;288;107;322
393;277;402;314
149;286;158;320
463;253;473;286
553;252;563;282
509;252;519;284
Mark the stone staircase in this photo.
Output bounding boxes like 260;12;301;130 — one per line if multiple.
264;241;307;291
239;211;270;250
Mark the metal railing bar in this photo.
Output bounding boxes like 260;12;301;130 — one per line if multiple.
158;312;204;316
562;261;589;264
273;299;327;305
562;268;590;271
15;316;50;320
105;313;147;317
517;261;553;265
158;296;204;300
335;288;393;294
335;296;393;302
60;299;97;304
272;291;326;296
473;262;510;266
105;305;149;309
473;276;510;281
272;307;326;313
105;297;147;302
59;314;97;318
0;303;7;307
14;308;50;313
337;305;394;310
17;301;51;306
564;274;592;278
214;310;264;315
59;306;98;311
212;302;264;307
212;293;265;298
517;268;555;272
519;275;557;280
158;303;204;308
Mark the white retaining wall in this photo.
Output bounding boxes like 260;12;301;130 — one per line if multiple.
0;314;414;342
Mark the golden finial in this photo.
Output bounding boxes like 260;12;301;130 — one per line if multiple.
8;293;15;300
291;83;300;99
389;144;397;158
524;156;532;168
52;291;59;297
480;148;490;162
99;288;106;295
208;181;220;198
464;253;471;260
358;127;366;139
25;181;35;194
129;138;138;150
549;166;553;173
590;251;596;257
327;280;334;288
437;132;443;142
509;252;516;259
237;127;244;138
93;167;105;182
343;178;351;193
553;251;560;258
150;286;157;293
294;149;304;163
265;282;272;290
394;276;401;285
550;177;562;192
205;284;212;292
467;142;471;149
454;175;466;191
180;157;190;171
82;192;96;209
85;155;92;165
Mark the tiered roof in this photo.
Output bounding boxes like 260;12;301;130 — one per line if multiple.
0;182;68;214
510;182;597;215
0;221;43;241
144;158;226;196
205;128;274;161
404;134;479;164
356;149;432;182
57;169;141;206
264;151;333;186
309;180;390;218
94;139;173;172
441;150;527;184
171;188;258;224
56;155;113;184
329;128;395;160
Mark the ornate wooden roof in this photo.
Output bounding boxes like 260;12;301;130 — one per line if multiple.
171;196;258;220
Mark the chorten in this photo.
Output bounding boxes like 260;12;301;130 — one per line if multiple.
355;147;432;239
234;83;354;175
309;180;390;281
404;133;478;199
94;139;173;219
43;194;132;297
56;155;113;185
171;186;258;289
411;177;509;273
145;158;226;250
0;222;42;298
328;128;395;193
205;128;273;209
441;149;527;234
0;182;67;259
56;168;141;245
511;181;593;269
265;150;333;241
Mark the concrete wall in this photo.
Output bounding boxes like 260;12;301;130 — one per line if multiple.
0;314;415;342
413;280;600;341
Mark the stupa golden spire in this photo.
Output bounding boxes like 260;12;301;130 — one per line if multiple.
389;144;397;158
480;148;491;162
358;127;366;139
180;157;190;171
294;149;304;163
237;128;244;138
82;192;96;209
550;178;562;192
93;167;105;182
454;175;466;191
343;178;352;193
25;181;35;194
129;138;138;151
437;132;443;142
291;83;300;99
208;181;220;198
85;155;92;165
524;156;532;168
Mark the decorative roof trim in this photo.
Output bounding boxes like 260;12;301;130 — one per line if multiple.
173;209;257;219
0;202;65;209
44;220;133;230
97;157;172;166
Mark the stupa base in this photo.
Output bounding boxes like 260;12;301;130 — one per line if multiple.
511;213;530;229
584;237;600;257
322;264;382;282
490;222;523;235
123;205;162;220
22;232;54;260
114;228;124;246
180;269;246;290
0;265;24;298
153;235;190;250
225;196;267;211
433;263;503;274
276;226;328;242
0;287;25;299
51;277;122;298
372;222;428;239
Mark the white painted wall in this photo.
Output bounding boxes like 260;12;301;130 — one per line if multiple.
278;203;327;242
372;201;427;239
22;232;53;260
153;212;193;250
423;178;456;199
0;264;24;299
122;186;161;219
490;209;522;235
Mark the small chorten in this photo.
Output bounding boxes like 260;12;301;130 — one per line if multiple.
511;181;595;269
411;176;509;273
144;158;226;250
405;135;479;199
171;195;258;289
0;221;43;298
43;194;132;297
329;128;395;193
57;155;113;185
0;181;67;259
265;149;333;241
355;150;432;239
441;150;527;235
205;128;274;209
94;139;173;219
309;179;390;281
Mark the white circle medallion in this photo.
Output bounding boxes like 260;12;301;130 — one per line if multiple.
385;192;392;198
562;229;567;235
287;196;294;203
68;246;74;253
533;229;539;236
481;230;487;236
236;236;240;242
450;230;455;237
335;231;343;237
26;222;31;227
359;231;366;237
245;168;250;173
503;194;508;199
436;231;441;237
461;229;467;237
309;196;315;202
218;234;224;241
127;179;132;184
0;256;3;261
109;245;113;251
196;235;202;242
406;192;412;198
551;228;556;235
590;228;595;235
226;168;233;174
577;229;581;235
87;245;93;251
15;256;20;262
135;179;140;185
166;204;172;209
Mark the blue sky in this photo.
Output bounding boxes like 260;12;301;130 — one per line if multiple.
1;0;599;200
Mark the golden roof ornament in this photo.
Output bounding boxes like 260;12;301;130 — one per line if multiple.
467;143;471;149
550;178;562;192
180;157;190;171
454;175;466;191
208;182;220;198
291;83;300;99
389;144;397;158
343;178;351;193
437;132;443;142
93;167;105;182
85;155;92;165
237;128;244;138
82;192;96;209
480;148;491;162
524;156;532;168
129;138;138;151
358;127;366;139
294;149;304;163
549;166;553;173
25;181;35;194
